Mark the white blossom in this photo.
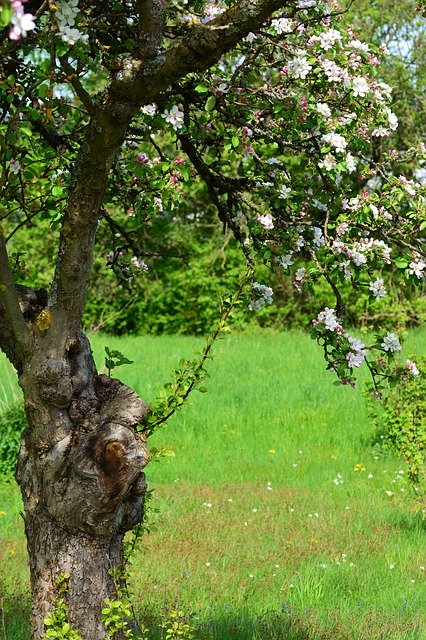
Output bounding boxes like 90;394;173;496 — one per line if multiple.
336;222;349;237
319;29;342;51
369;278;387;300
339;112;357;126
316;102;331;118
312;199;328;211
352;76;369;97
9;9;36;39
408;255;425;279
347;249;367;266
321;59;344;83
294;267;306;286
257;214;274;230
249;283;273;311
346;336;367;368
58;25;88;44
399;175;416;196
297;0;317;7
287;56;312;80
381;332;402;352
142;104;157;116
372;127;390;137
278;186;291;199
345;153;357;173
322;132;347;153
339;260;352;281
314;307;341;332
406;359;420;377
370;204;379;218
319;154;336;171
271;17;293;34
9;158;21;174
294;235;305;251
348;39;369;53
385;108;398;131
162;105;184;129
277;254;294;269
312;226;325;247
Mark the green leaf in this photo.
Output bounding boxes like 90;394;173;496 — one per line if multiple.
231;135;239;148
195;84;209;93
394;257;409;269
38;83;49;99
0;4;13;27
205;95;216;112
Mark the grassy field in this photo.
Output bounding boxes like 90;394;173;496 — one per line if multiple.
0;329;425;640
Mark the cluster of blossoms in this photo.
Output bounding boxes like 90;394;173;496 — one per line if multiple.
248;283;273;311
408;253;425;279
312;307;342;332
55;0;88;45
346;337;367;369
130;256;148;271
311;308;407;379
369;277;387;300
381;332;401;353
8;0;35;40
406;359;420;377
257;213;274;230
9;158;21;174
333;238;391;268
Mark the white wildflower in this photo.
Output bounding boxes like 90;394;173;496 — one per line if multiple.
348;39;369;53
276;254;294;269
257;214;274;230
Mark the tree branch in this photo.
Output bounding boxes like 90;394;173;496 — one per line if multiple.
59;56;96;115
106;0;295;110
135;0;165;59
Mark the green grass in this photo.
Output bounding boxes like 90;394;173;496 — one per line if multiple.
0;328;425;639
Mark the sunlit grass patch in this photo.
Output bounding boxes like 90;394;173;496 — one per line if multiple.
0;328;425;639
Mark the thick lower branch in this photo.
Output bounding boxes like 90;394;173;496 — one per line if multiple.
0;283;47;373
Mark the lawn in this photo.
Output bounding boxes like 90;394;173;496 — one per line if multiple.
0;328;425;639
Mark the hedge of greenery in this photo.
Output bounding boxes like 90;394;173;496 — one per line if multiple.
8;217;426;336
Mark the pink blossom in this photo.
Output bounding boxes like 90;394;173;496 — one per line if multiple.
406;360;420;377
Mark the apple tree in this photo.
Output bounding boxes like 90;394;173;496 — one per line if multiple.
0;0;424;637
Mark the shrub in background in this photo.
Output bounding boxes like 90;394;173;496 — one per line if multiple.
6;209;426;336
367;357;426;488
0;401;26;482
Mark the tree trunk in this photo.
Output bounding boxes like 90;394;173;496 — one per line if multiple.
15;332;149;640
24;511;125;640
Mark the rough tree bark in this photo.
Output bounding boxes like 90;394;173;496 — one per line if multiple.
0;1;293;638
